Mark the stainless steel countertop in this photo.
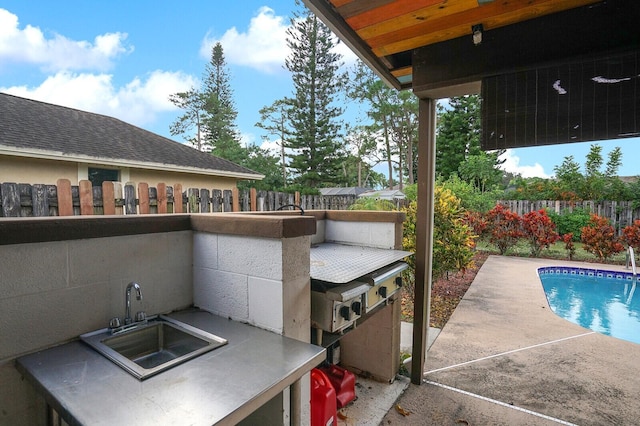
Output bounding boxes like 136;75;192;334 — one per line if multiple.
16;309;325;426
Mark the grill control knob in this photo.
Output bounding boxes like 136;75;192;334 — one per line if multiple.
339;306;352;321
378;286;388;298
351;301;362;316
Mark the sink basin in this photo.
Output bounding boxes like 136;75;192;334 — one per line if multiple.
80;315;227;380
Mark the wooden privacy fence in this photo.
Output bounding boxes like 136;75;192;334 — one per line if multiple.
498;199;640;231
0;179;363;217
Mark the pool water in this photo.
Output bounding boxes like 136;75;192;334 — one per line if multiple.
538;267;640;345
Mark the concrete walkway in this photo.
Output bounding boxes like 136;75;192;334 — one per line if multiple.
381;256;640;426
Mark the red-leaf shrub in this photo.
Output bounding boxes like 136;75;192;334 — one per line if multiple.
485;204;523;255
621;219;640;251
580;214;624;261
463;210;487;239
522;209;559;257
562;233;575;260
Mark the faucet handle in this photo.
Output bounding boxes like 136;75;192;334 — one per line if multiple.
109;317;121;329
135;311;146;322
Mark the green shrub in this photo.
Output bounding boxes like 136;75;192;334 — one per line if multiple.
438;175;499;213
547;208;591;241
402;186;475;279
348;197;396;211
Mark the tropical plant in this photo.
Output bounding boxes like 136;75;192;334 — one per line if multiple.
580;214;624;261
402;186;475;279
348;197;396;211
621;219;640;252
562;233;576;260
484;204;523;255
522;209;559;257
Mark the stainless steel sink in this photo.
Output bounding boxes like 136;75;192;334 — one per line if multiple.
80;315;227;380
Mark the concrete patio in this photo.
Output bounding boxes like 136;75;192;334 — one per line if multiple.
343;255;640;425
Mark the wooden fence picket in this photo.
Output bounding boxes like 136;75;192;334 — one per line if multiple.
124;183;136;214
79;180;93;215
174;184;183;213
1;183;20;217
113;182;124;215
232;187;240;212
56;179;73;216
212;189;222;212
138;183;150;214
157;183;167;214
223;190;232;212
103;181;115;215
250;188;257;211
187;188;199;213
199;189;210;213
31;184;49;217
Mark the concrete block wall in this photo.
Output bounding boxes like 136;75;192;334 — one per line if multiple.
324;219;398;249
0;230;193;425
193;232;311;342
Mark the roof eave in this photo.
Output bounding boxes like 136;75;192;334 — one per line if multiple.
302;0;403;90
0;146;264;181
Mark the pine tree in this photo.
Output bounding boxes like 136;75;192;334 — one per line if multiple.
202;43;245;164
256;99;293;188
285;3;347;189
436;95;483;178
168;88;208;151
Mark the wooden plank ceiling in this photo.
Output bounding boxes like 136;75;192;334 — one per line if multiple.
305;0;601;89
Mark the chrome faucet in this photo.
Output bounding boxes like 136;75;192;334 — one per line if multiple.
124;282;143;325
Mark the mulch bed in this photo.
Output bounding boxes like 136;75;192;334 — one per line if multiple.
401;251;489;328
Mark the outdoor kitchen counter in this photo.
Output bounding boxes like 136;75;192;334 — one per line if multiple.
16;309;325;426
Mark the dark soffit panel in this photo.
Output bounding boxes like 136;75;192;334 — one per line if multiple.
481;50;640;150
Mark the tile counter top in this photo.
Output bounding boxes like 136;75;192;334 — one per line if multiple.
16;309;325;425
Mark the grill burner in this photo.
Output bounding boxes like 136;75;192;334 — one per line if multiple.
311;281;369;333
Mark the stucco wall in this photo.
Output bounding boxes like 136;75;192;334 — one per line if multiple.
0;230;193;425
0;155;77;185
0;154;243;189
127;168;239;191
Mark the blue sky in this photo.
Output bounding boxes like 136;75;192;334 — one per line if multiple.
1;0;639;180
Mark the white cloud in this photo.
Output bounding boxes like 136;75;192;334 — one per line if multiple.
200;7;288;74
0;8;131;72
239;131;258;148
499;149;550;178
2;70;196;127
259;138;282;156
200;6;359;74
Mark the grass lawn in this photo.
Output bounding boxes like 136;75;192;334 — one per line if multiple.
476;239;630;264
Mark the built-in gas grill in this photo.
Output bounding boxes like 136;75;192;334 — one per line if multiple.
310;281;369;333
310;243;411;339
358;261;409;313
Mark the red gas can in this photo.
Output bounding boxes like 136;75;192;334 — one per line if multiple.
319;364;356;408
311;368;337;426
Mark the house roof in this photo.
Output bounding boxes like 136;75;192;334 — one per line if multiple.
319;187;371;196
0;93;263;180
359;189;405;200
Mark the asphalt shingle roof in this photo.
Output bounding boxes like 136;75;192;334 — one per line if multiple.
0;93;261;177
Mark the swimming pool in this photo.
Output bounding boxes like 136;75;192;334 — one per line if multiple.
538;267;640;345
